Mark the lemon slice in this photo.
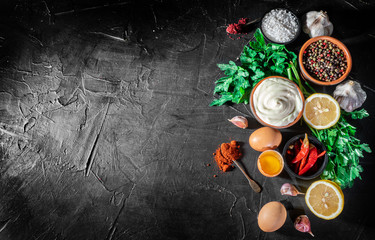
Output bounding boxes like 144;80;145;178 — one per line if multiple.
305;180;344;220
303;93;340;130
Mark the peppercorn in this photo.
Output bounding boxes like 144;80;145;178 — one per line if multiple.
303;40;347;82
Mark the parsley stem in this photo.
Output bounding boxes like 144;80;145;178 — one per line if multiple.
287;67;293;81
288;61;312;97
308;125;321;141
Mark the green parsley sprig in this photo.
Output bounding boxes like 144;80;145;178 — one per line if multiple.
309;109;371;188
210;29;298;106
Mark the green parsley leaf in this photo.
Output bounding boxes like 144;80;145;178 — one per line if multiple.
209;93;233;106
342;109;369;119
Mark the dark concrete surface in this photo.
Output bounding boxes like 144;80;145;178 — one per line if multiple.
0;0;375;239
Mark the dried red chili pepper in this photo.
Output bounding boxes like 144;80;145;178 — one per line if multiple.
293;141;301;172
298;153;309;173
299;147;318;175
299;148;326;175
316;150;326;159
292;134;309;163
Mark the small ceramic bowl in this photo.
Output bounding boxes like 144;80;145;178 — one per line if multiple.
282;134;328;180
260;8;301;45
257;150;284;177
298;36;352;86
249;76;305;129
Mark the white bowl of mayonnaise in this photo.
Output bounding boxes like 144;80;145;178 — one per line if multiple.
250;76;305;129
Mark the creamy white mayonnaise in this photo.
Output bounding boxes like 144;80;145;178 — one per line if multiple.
253;77;303;127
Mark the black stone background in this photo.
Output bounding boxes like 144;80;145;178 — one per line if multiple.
0;0;375;239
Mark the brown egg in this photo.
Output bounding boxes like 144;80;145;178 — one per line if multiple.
258;201;287;232
249;127;282;152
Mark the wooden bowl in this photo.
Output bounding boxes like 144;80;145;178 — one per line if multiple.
249;76;305;129
298;36;352;86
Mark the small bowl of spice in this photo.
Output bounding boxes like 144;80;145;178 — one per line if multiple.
282;134;328;180
299;36;352;85
261;8;301;44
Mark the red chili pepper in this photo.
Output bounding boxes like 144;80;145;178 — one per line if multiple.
316;150;326;159
292;134;309;164
299;147;318;175
294;160;301;173
298;153;309;173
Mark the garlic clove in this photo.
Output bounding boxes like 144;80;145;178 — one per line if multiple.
294;215;314;237
333;80;367;112
280;183;304;196
228;116;248;129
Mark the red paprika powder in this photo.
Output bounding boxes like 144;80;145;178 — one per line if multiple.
213;140;242;172
226;18;249;35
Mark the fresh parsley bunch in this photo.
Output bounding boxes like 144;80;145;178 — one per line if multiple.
210;29;297;106
310;109;372;188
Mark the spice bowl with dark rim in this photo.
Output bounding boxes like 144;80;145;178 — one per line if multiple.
298;36;352;86
260;8;301;45
249;76;305;129
282;134;328;180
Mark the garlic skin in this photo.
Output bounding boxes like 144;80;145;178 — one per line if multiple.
294;215;314;237
303;11;333;38
228;116;248;129
280;183;304;196
333;80;367;112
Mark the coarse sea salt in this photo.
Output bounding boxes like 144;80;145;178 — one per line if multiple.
261;9;299;43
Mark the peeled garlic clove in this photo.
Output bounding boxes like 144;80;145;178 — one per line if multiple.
280;183;304;196
294;215;314;237
333;80;367;112
228;116;248;129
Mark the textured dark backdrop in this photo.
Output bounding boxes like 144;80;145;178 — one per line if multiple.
0;0;375;239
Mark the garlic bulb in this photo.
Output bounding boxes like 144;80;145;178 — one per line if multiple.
303;11;333;38
333;80;367;112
